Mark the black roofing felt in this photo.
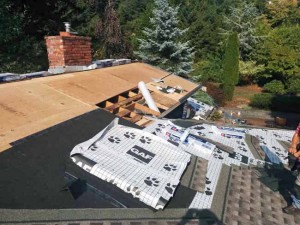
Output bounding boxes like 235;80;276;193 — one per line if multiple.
0;109;195;209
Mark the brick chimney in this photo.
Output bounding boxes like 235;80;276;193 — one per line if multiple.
45;32;92;69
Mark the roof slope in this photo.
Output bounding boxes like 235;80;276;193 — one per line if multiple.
0;108;298;224
0;63;169;151
223;166;300;225
0;109;195;210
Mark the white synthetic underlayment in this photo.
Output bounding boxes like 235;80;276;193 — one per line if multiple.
145;118;294;209
70;112;294;210
70;118;190;209
148;121;216;158
186;97;214;119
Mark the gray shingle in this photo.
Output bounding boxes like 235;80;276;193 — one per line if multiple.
223;166;300;225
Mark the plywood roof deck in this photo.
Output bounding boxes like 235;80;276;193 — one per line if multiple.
163;75;198;91
97;76;200;126
104;63;168;84
46;71;134;105
45;63;169;104
146;74;199;103
0;82;97;151
0;63;169;151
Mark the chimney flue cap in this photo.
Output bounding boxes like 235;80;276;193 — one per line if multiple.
63;22;71;33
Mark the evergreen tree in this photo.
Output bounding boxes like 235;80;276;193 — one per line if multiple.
136;0;193;77
102;0;128;58
0;0;48;73
185;0;228;61
117;0;152;51
222;32;239;100
220;1;262;60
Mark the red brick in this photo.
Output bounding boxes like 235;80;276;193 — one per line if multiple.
45;34;92;67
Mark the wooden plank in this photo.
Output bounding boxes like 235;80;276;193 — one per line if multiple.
116;109;131;117
99;101;113;108
154;102;168;111
105;93;143;111
163;74;198;92
128;91;138;97
108;63;167;85
151;92;177;108
129;114;143;123
133;103;161;116
0;144;12;153
135;118;149;126
142;120;155;127
117;95;127;102
136;118;154;127
124;102;136;111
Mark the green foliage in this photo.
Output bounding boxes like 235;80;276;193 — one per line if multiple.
223;32;240;85
101;0;129;58
117;0;152;50
0;0;48;73
220;1;262;60
265;0;300;27
0;0;22;45
74;0;130;58
185;0;224;61
256;26;300;82
271;95;300;113
190;55;223;83
239;61;264;84
118;0;149;23
1;0;299;87
0;37;47;73
250;93;300;113
222;32;239;100
191;90;215;106
286;78;300;95
263;80;286;95
250;93;273;109
210;111;222;121
255;8;300;83
223;84;235;101
136;0;194;77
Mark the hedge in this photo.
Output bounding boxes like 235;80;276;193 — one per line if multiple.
263;80;285;95
250;93;300;113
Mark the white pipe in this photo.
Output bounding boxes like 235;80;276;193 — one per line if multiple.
138;81;160;113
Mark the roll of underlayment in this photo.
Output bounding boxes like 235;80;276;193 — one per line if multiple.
138;81;160;113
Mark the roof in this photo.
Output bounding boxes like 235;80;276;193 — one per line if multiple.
46;63;167;105
0;110;197;213
0;107;300;224
0;63;198;151
222;165;300;225
144;118;300;224
1;62;298;224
